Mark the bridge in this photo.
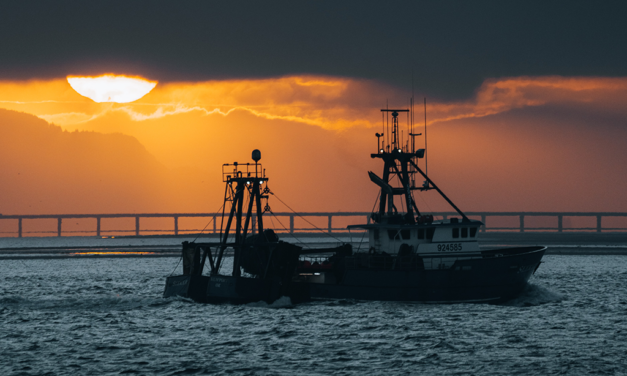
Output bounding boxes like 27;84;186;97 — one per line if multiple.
1;212;626;237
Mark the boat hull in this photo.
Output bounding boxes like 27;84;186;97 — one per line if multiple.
298;246;546;303
163;274;310;304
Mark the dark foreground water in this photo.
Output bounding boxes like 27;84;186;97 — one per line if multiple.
1;255;627;375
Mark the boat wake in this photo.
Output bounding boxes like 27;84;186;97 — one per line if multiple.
501;283;564;307
245;296;294;309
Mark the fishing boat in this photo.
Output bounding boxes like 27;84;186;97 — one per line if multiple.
163;150;346;304
292;108;546;303
164;108;545;304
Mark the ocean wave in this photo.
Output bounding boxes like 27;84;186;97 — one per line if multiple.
502;283;565;307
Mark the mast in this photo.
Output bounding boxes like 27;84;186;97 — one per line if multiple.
369;108;468;224
371;109;415;223
214;150;269;276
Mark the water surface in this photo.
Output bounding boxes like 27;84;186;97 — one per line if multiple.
1;255;626;375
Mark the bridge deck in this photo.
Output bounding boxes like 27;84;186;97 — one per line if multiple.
1;232;626;258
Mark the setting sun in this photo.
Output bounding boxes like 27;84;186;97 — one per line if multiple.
67;74;157;103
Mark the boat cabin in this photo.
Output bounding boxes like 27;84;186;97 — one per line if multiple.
349;218;482;255
346;108;484;257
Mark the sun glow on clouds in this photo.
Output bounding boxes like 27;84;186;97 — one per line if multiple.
58;75;627;129
425;76;627;124
67;74;157;103
2;75;627;130
2;74;627;214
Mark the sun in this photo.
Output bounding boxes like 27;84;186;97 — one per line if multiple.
67;74;157;103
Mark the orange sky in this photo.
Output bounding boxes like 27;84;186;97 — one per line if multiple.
1;75;626;216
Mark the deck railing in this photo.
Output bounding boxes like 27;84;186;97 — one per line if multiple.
1;212;626;237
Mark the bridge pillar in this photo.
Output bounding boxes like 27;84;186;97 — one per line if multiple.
328;215;332;233
519;215;525;233
96;217;101;237
135;217;140;236
597;215;602;233
18;218;22;238
290;215;294;233
57;218;62;237
174;216;178;236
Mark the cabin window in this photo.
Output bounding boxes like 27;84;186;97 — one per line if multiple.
461;228;468;238
401;229;410;240
388;230;397;240
470;228;477;237
418;228;425;239
452;228;459;238
373;229;380;240
426;228;435;240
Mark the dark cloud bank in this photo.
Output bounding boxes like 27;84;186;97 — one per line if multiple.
1;1;627;98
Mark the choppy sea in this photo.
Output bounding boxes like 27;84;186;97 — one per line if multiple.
1;254;627;375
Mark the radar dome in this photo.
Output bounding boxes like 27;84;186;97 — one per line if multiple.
252;149;261;162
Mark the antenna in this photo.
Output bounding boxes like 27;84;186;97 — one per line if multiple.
386;100;389;152
410;97;413;152
411;73;415;188
424;97;428;181
381;111;385;150
411;71;415;153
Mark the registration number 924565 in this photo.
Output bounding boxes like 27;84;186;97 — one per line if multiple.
437;243;463;252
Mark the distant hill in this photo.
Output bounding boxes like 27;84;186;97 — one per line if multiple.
0;108;174;214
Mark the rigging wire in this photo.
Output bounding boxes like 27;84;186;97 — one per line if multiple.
168;202;225;277
268;211;309;248
191;202;225;243
356;191;380;252
416;187;436;217
269;191;345;243
393;171;405;214
167;256;183;277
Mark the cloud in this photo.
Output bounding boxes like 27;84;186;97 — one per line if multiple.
114;105;232;121
127;76;389;129
3;75;627;131
39;111;102;125
127;75;627;128
67;74;157;103
426;76;627;124
1;75;627;214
